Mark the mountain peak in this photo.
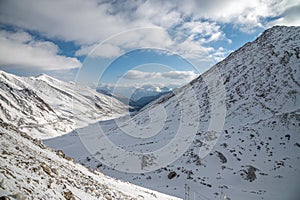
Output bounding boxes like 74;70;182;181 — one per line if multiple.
36;73;58;82
255;25;299;44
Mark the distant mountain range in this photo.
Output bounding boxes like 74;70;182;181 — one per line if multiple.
98;84;178;108
97;87;174;111
134;91;171;108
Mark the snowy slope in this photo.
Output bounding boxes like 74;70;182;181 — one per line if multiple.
0;122;180;200
0;71;129;139
45;26;300;199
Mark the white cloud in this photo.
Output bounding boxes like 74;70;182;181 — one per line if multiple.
180;21;225;43
100;82;171;89
133;1;183;28
74;27;221;62
268;5;300;27
123;70;198;81
1;0;298;41
177;0;300;32
175;37;215;60
0;30;81;70
99;82;179;99
0;0;130;44
0;0;227;62
0;0;298;65
75;43;124;58
212;47;230;62
163;71;199;80
123;70;159;80
75;28;175;57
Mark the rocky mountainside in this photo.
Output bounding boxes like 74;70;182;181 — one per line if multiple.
45;26;300;199
0;122;180;200
0;71;129;139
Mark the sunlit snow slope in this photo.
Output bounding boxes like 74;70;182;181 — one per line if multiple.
45;26;300;200
0;71;129;139
0;122;180;200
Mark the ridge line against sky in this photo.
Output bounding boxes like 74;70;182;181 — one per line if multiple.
0;0;299;85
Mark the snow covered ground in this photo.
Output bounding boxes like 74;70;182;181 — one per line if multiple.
0;122;180;200
44;26;300;199
0;71;129;139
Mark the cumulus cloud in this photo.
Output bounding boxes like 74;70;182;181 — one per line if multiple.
99;82;179;99
177;0;300;32
75;28;175;58
1;0;299;41
163;71;199;80
74;27;222;61
0;0;228;61
268;5;300;27
0;0;298;63
179;21;225;43
123;70;198;81
75;43;124;58
0;0;129;44
0;30;81;70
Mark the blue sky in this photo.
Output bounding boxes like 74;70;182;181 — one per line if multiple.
0;0;299;88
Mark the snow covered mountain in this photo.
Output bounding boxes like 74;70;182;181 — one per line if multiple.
97;88;142;112
130;85;175;102
0;122;180;200
98;83;177;102
0;71;129;139
45;26;300;199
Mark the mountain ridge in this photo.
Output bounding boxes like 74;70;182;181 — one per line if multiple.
44;25;300;200
0;70;130;139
